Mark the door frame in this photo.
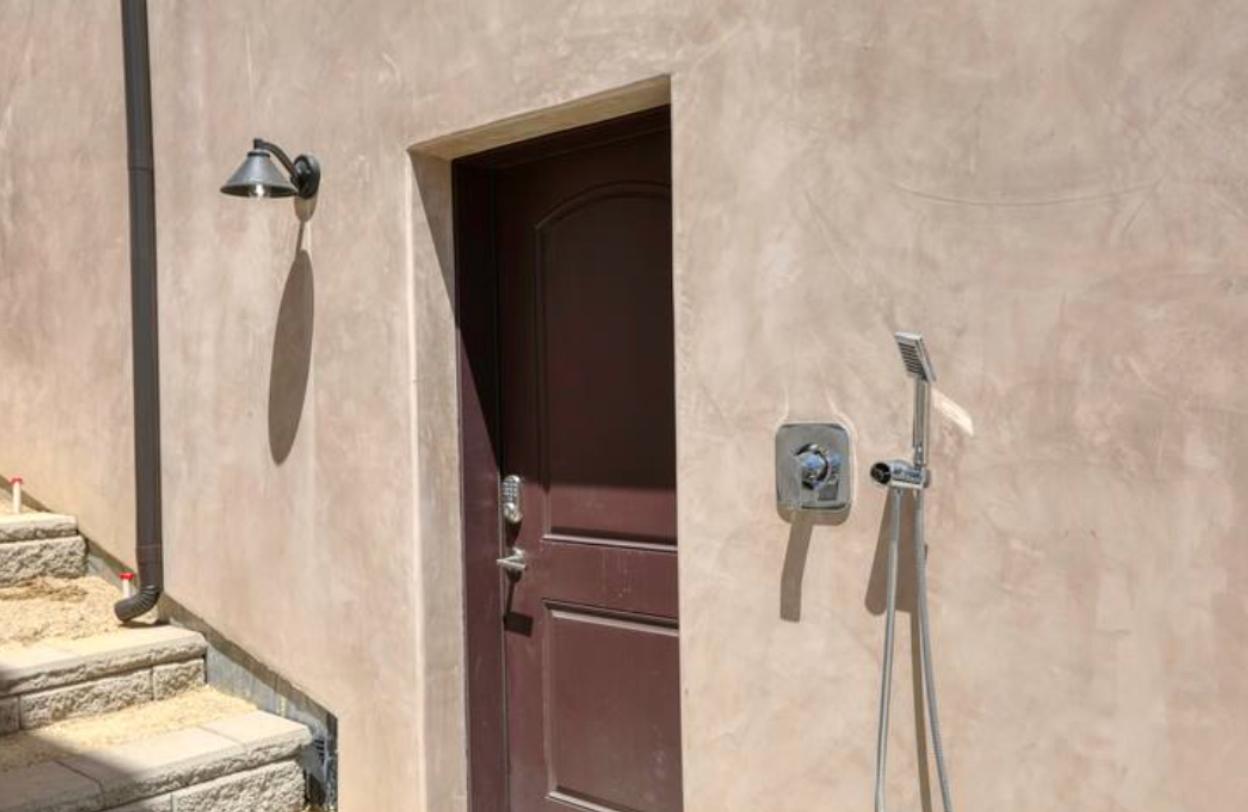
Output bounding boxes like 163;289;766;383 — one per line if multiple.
452;107;675;812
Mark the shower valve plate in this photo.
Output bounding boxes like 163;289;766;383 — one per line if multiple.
775;422;853;514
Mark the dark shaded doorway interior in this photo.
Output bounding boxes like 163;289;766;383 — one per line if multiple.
454;107;682;812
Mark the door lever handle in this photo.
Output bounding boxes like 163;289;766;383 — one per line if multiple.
496;548;527;576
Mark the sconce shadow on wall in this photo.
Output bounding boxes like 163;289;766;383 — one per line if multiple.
268;242;314;464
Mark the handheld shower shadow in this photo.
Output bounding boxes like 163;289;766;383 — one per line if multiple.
871;331;955;812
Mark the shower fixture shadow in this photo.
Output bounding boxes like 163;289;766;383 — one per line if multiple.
865;490;920;617
778;502;849;623
865;486;938;812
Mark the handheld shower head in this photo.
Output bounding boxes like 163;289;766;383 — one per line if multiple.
891;332;936;468
895;332;936;383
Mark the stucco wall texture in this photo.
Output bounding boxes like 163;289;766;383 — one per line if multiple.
2;0;1246;810
0;2;135;558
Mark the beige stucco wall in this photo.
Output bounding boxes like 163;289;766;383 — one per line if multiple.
2;0;1247;810
0;2;135;562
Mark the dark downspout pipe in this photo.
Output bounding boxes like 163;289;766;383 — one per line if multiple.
115;0;163;621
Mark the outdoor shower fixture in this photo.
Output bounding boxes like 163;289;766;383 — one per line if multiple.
872;332;956;812
775;423;853;514
220;139;321;199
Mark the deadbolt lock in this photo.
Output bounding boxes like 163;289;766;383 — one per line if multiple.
501;475;523;525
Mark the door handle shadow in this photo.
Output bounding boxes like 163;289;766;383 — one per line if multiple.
502;577;533;636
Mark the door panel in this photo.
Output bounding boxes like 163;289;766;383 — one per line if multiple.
546;606;682;812
489;112;681;812
538;185;677;546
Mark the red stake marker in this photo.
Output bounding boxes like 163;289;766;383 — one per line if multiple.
120;571;136;599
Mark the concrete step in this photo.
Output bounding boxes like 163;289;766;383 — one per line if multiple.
0;513;78;543
0;708;311;812
0;626;207;732
0;512;85;587
0;537;86;586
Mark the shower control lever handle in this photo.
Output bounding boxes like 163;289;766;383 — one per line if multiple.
796;446;834;487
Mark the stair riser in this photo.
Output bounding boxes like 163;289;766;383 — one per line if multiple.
20;671;152;730
102;760;304;812
0;712;312;812
0;660;205;733
0;628;207;697
0;697;16;733
0;537;86;586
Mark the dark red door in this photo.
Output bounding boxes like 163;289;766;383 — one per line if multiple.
490;113;682;812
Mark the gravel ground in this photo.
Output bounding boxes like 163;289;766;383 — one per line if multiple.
0;576;157;651
0;686;253;773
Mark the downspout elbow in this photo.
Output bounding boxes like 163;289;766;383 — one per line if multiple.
115;584;161;622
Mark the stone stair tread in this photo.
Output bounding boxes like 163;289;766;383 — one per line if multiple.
0;575;132;652
0;760;100;812
0;514;78;543
0;709;310;812
0;626;206;697
0;687;254;774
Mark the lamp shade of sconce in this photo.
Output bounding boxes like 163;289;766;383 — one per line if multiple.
221;138;320;199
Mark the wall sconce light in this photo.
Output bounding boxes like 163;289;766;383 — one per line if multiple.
221;138;320;199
